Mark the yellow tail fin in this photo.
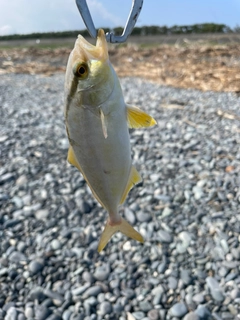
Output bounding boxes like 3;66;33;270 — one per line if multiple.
98;218;144;252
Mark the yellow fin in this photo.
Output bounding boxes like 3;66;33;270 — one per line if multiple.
120;166;142;205
67;146;82;172
126;105;157;129
98;217;144;252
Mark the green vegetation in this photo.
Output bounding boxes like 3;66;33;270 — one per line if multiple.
0;23;239;41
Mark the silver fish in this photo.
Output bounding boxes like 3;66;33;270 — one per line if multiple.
64;29;156;252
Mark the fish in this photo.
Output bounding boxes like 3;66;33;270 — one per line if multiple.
64;29;156;252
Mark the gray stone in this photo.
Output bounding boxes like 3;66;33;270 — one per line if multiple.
62;310;72;320
136;211;151;222
9;251;27;263
132;311;145;320
161;207;173;217
99;301;112;316
50;239;62;250
83;286;102;298
25;307;34;318
0;173;15;185
168;276;178;289
195;305;211;319
192;293;205;304
169;302;188;318
35;209;49;220
192;186;204;200
35;306;51;320
180;269;192;285
158;230;172;243
206;276;224;301
5;307;18;320
147;309;160;320
72;284;90;296
139;301;152;312
183;312;200;320
94;264;110;281
125;208;136;224
29;260;44;275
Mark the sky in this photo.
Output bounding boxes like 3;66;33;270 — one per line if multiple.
0;0;240;36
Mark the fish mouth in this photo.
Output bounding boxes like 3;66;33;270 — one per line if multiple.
74;29;108;63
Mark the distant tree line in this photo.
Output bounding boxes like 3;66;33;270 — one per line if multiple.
0;23;239;41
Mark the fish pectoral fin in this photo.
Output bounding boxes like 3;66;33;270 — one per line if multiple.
98;217;144;252
120;166;142;205
126;104;157;129
67;146;83;173
100;108;108;139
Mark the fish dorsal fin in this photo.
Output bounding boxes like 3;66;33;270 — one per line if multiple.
126;104;157;129
67;146;83;173
120;165;142;205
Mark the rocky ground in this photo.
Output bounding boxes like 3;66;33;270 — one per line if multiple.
0;72;240;320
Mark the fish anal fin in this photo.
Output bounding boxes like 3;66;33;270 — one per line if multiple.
67;146;83;173
120;166;142;205
98;217;144;252
126;104;157;129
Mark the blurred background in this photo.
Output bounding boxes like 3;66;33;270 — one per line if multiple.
1;0;240;92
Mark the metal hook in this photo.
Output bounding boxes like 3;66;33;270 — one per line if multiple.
75;0;143;43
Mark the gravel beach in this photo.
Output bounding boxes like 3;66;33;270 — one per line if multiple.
1;73;240;319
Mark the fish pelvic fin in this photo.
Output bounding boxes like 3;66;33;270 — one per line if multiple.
98;217;144;252
68;146;106;209
67;146;83;173
120;165;142;205
126;104;157;129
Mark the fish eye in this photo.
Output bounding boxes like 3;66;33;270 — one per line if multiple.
73;62;88;79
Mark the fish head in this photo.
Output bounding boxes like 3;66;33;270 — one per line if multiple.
65;29;114;112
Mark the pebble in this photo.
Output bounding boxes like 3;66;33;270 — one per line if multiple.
124;207;136;224
5;307;18;320
192;293;205;304
9;251;27;263
161;207;173;217
99;301;112;316
168;276;178;289
29;260;44;275
50;239;62;250
169;302;188;318
206;276;225;301
158;230;172;243
136;211;151;222
132;311;145;320
35;209;50;220
72;284;90;296
94;264;110;281
195;305;211;319
139;301;152;312
83;286;102;298
147;309;159;320
183;312;200;320
1;74;240;320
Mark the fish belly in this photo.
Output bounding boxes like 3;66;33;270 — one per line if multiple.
67;103;131;213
